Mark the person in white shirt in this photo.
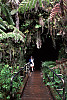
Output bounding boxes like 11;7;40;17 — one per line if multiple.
29;56;34;72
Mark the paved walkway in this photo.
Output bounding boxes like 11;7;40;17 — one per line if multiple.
21;70;53;100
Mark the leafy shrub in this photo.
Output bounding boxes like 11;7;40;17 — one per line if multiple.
0;64;23;100
42;61;63;100
42;61;56;68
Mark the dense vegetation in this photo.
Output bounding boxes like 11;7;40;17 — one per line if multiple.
42;60;67;99
0;0;67;99
0;64;23;100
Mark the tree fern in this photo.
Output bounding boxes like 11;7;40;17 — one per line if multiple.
0;3;14;25
0;29;25;42
0;19;25;42
19;0;43;13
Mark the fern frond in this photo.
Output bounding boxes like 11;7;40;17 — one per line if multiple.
19;0;43;13
0;24;6;30
1;3;14;25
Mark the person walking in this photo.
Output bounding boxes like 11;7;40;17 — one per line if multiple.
29;56;34;72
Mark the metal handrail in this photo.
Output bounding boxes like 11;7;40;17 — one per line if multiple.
10;62;30;100
46;66;64;83
44;66;65;100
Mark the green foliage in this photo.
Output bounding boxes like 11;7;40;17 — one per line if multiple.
0;18;25;42
58;46;67;60
11;9;18;15
39;0;42;7
35;24;41;28
45;81;56;86
0;24;6;30
0;64;23;100
19;0;42;13
0;0;67;99
0;17;8;28
0;3;14;25
22;20;33;29
33;0;37;8
0;64;11;99
42;61;56;83
42;61;56;68
42;61;63;99
29;0;33;10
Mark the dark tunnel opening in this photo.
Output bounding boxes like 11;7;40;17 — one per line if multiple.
33;36;58;70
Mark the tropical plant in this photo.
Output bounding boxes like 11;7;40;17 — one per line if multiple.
42;61;56;68
0;64;23;100
0;2;14;25
42;61;64;100
0;16;25;41
49;0;67;47
19;0;42;14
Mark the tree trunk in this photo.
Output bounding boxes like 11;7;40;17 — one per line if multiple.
10;49;11;62
15;0;19;42
15;12;19;30
15;0;19;30
60;0;64;17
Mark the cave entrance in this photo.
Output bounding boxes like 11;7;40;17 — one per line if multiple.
32;35;58;70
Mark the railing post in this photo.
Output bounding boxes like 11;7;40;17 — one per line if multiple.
53;72;54;81
63;87;65;100
26;64;27;73
63;75;67;100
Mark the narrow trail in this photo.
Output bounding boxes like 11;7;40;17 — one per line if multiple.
21;70;53;100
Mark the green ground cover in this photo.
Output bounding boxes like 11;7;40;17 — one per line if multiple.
42;61;63;100
0;64;23;100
